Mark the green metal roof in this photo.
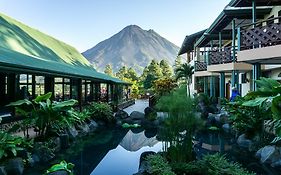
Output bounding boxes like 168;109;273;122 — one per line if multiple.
0;13;129;85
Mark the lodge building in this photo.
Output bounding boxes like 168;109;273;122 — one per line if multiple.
179;0;281;99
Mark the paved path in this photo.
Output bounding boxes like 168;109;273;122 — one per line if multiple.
123;99;148;115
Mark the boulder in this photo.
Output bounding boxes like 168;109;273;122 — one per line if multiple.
5;158;24;175
144;107;157;121
130;111;145;120
33;143;55;163
88;120;98;131
115;110;129;119
76;123;90;135
237;134;253;149
256;145;280;164
222;123;230;133
0;166;6;175
67;126;78;139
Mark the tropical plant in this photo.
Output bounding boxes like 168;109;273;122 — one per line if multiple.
7;92;78;138
146;154;176;175
44;160;74;175
157;86;203;162
242;78;281;143
0;131;33;161
225;96;270;138
174;63;194;97
171;153;255;175
86;102;114;123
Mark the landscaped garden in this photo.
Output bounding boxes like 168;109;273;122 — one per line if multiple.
0;62;281;175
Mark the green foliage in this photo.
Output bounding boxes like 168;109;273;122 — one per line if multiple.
174;63;194;97
225;97;270;137
126;67;138;81
171;153;255;175
7;93;78;137
116;66;128;80
146;154;176;175
87;102;114;123
160;59;173;78
157;86;203;162
153;77;177;96
174;56;182;70
104;64;114;76
0;131;32;161
44;160;74;175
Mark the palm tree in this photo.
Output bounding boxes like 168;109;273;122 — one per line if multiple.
175;63;194;97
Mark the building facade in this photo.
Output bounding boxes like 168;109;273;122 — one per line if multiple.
179;0;281;99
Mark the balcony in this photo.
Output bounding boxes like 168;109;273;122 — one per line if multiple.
194;61;207;71
209;46;234;65
237;17;281;64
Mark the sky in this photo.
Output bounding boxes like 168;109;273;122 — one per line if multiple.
0;0;230;52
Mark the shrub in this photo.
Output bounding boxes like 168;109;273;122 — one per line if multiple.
146;154;176;175
87;102;114;123
171;153;255;175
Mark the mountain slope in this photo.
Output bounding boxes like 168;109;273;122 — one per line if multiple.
82;25;180;74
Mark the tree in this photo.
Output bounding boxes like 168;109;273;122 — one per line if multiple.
147;60;163;79
175;63;194;97
125;67;138;81
116;66;128;80
174;56;182;69
160;59;173;78
104;64;113;76
140;66;149;81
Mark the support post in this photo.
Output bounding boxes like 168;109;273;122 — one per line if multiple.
220;73;225;98
232;19;236;62
252;0;256;27
210;76;214;97
204;77;208;95
252;63;261;91
219;32;222;51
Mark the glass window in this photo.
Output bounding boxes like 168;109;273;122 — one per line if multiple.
19;74;33;99
64;78;70;100
35;76;44;96
100;83;107;101
55;78;63;101
5;76;7;95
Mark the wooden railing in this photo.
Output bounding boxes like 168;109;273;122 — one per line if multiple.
194;61;207;71
240;17;281;50
209;46;234;65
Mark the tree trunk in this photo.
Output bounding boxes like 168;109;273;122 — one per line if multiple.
187;78;191;97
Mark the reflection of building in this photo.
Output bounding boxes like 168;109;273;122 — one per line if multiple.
0;13;131;116
179;0;281;99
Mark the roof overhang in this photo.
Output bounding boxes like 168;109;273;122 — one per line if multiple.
178;30;206;55
195;6;273;48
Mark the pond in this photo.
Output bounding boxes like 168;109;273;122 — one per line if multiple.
24;127;164;175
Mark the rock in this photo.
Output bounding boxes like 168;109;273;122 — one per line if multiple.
116;119;122;126
59;134;69;149
48;170;68;175
256;145;280;164
222;123;230;133
0;166;6;175
115;110;129;119
135;151;156;174
144;107;157;121
33;143;55;163
237;134;253;149
76;123;90;135
88;120;98;131
54;137;61;152
5;158;24;175
130;111;145;120
67;126;78;139
31;154;40;163
271;159;281;167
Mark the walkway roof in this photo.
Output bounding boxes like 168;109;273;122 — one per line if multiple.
0;13;129;85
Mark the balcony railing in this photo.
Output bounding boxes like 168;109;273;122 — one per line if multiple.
195;61;207;71
240;17;281;50
209;46;235;65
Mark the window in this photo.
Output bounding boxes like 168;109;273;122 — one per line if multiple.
71;79;78;100
82;80;92;103
55;78;63;101
19;74;33;99
35;76;44;96
100;83;107;101
5;76;7;95
64;78;70;100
